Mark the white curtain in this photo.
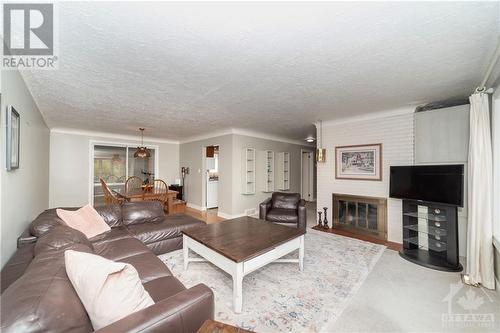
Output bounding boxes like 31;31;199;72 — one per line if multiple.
466;92;495;290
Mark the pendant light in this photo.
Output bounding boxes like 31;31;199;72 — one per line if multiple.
134;128;151;158
316;120;326;163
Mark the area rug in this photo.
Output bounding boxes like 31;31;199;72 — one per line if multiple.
159;229;385;333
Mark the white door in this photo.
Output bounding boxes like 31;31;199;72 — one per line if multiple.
302;152;313;201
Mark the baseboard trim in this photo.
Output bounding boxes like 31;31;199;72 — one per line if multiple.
186;202;206;211
217;211;246;219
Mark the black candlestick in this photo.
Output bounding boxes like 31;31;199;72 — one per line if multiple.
323;207;329;228
317;211;323;226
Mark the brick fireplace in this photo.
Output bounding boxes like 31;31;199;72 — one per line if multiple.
332;193;387;241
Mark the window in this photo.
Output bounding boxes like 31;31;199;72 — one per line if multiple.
92;144;157;206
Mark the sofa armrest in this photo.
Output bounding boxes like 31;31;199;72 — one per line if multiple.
95;284;214;333
259;197;272;220
298;199;307;230
17;228;37;248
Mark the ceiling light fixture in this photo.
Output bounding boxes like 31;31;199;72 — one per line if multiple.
316;120;326;163
134;128;151;159
305;136;315;143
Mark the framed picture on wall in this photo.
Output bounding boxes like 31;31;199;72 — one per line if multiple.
6;105;20;171
335;143;382;180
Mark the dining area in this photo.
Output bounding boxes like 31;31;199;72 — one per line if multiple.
98;176;186;214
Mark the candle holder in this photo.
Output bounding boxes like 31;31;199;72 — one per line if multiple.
323;207;329;229
317;211;323;227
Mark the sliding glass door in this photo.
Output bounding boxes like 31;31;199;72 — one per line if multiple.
92;144;156;206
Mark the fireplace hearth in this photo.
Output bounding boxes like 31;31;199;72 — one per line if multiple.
332;193;387;240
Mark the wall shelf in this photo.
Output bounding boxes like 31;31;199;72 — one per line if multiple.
242;148;256;194
259;150;275;193
277;152;290;191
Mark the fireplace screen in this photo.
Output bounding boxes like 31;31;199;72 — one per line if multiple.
334;194;387;240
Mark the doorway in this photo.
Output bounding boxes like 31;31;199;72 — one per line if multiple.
204;145;219;210
301;150;314;201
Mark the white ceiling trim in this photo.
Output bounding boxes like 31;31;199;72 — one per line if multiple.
50;127;180;144
180;128;313;146
321;106;416;127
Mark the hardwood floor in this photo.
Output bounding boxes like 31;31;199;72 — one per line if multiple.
184;205;401;252
312;225;402;251
185;207;225;224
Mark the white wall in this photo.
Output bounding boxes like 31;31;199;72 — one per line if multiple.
414;104;469;256
179;134;233;215
231;134;314;217
49;130;179;207
1;70;50;267
179;132;313;218
316;109;415;243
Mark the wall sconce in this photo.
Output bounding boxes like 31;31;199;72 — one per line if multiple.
316;120;326;163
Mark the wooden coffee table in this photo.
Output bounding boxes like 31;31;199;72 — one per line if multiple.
182;216;305;313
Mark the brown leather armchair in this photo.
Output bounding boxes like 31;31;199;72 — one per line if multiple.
259;192;307;230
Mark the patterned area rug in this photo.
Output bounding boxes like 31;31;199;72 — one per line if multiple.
159;229;385;333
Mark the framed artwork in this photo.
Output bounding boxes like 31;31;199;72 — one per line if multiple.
6;105;20;171
335;143;382;181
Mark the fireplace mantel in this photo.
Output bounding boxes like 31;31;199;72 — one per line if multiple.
332;193;387;240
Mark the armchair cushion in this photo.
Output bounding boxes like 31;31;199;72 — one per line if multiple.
271;192;301;209
266;208;298;224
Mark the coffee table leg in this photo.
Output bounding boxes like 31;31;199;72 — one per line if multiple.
183;235;189;270
299;235;304;271
233;263;243;313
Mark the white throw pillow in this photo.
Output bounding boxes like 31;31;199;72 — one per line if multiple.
57;204;111;238
64;250;154;330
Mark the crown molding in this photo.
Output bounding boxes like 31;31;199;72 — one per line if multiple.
50;127;180;144
321;106;416;127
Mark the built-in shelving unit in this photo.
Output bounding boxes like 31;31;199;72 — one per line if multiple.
259;150;274;192
242;147;256;194
277;152;290;191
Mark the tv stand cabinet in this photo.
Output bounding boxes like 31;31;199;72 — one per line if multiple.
400;200;462;272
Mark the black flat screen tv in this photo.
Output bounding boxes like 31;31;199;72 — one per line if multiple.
389;164;464;206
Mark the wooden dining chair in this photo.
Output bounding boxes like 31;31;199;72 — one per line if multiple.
100;178;124;206
125;176;143;194
106;175;119;184
147;179;169;212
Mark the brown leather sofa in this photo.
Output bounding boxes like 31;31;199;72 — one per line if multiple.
1;201;214;333
259;192;307;230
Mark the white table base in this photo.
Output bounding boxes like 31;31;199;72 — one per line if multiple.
183;234;305;313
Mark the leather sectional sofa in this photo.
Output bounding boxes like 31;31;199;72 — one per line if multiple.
1;201;214;333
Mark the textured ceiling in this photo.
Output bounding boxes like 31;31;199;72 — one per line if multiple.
20;1;499;141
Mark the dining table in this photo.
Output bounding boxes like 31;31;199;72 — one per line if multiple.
113;187;178;214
